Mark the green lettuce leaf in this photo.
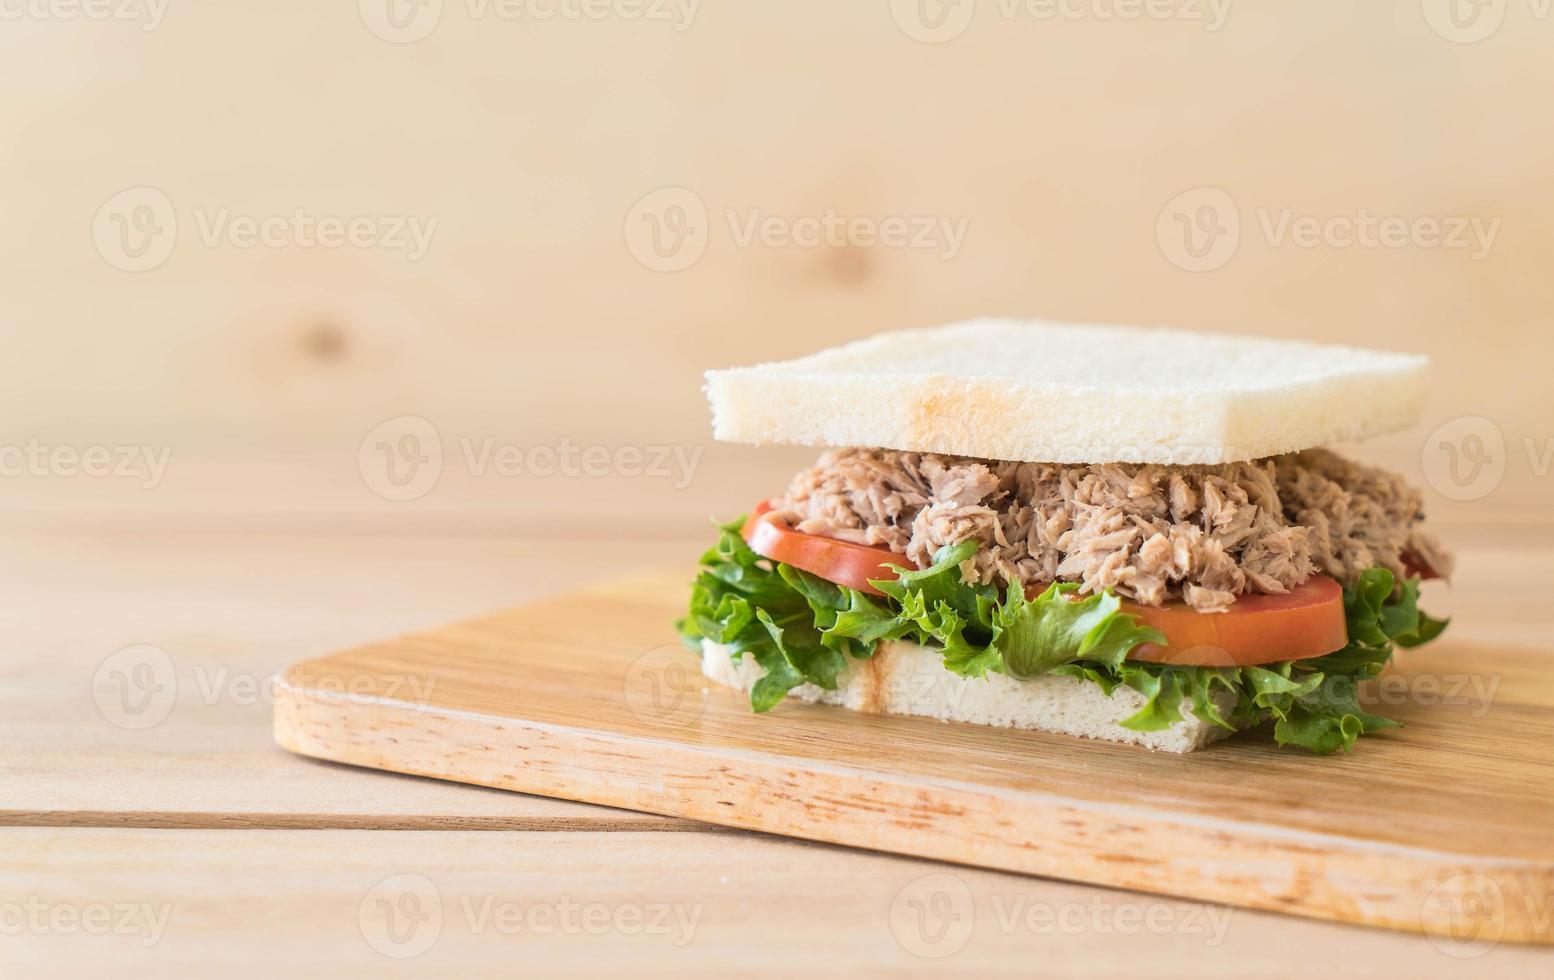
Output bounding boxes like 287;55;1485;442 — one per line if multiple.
993;581;1165;678
678;518;1448;754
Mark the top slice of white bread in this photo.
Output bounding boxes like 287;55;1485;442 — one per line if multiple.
705;319;1430;465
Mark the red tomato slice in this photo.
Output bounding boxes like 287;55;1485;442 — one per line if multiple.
1119;576;1347;667
742;501;1348;665
742;502;914;597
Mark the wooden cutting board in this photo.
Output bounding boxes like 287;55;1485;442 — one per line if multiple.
274;568;1554;945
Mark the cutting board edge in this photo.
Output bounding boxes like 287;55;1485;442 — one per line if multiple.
274;673;1554;947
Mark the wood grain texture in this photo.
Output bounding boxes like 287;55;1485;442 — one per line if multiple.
10;827;1553;979
8;8;1554;534
274;569;1554;944
0;531;705;831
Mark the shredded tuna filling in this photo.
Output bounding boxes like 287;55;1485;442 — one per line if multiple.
772;448;1453;613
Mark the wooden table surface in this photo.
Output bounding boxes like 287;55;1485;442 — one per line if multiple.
5;508;1553;977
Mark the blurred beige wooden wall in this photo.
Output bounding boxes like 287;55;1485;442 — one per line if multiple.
1;1;1550;529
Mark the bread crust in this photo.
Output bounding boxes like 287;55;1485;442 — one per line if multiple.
701;639;1240;754
705;319;1430;465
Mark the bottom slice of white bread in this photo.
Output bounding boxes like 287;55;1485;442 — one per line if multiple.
701;639;1239;754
